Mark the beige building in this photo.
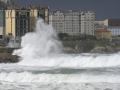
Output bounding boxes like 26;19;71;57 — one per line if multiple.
95;29;112;40
5;9;16;37
49;10;95;36
5;6;49;38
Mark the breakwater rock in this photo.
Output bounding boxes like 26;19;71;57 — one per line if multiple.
0;48;19;63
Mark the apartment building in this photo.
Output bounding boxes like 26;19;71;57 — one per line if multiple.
81;11;95;35
64;10;81;35
4;6;49;38
49;10;95;36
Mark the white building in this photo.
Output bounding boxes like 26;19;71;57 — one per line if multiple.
81;11;95;35
64;10;81;35
49;10;95;36
0;27;3;38
108;26;120;36
49;11;64;33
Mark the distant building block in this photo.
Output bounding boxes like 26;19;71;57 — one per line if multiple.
4;6;49;38
95;29;112;40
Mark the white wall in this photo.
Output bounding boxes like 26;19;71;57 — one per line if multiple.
0;27;3;35
49;10;96;36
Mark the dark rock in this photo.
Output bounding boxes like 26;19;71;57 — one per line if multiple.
0;53;19;63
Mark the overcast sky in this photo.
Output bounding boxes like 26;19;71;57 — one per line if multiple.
18;0;120;20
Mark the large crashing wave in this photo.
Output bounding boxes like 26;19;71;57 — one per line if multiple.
13;19;63;59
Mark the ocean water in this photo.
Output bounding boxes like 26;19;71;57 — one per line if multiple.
1;53;120;90
1;19;120;90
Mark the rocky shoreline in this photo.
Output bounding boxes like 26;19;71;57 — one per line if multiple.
0;48;19;63
62;40;120;54
0;53;19;63
0;39;120;63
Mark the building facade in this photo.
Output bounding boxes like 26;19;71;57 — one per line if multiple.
49;11;64;34
5;6;49;38
0;9;5;39
95;19;120;36
81;11;95;35
64;10;81;36
49;10;95;36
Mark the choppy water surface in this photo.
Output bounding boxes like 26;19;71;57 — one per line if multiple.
0;53;120;90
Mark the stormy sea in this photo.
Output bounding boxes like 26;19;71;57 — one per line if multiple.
0;19;120;90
